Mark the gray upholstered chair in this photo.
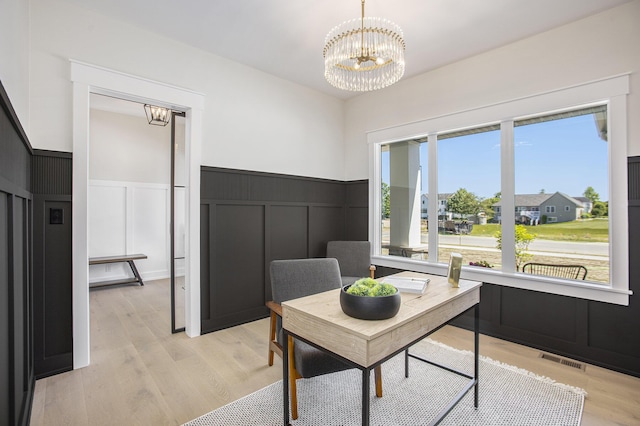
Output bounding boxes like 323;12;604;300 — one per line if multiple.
266;258;382;420
326;240;376;286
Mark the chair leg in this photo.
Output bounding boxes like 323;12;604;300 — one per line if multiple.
288;336;300;420
268;311;277;366
374;365;383;397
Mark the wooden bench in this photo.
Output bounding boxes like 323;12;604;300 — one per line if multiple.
89;254;147;288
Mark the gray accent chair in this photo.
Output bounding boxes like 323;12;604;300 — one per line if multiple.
266;258;382;420
326;240;376;286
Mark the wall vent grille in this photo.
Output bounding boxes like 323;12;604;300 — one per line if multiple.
539;353;585;371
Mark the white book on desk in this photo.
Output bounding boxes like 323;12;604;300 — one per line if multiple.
381;277;430;294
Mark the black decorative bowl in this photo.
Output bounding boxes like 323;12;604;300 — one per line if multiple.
340;285;401;320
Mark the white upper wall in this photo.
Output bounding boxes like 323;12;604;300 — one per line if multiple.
0;0;30;130
89;108;173;184
343;0;640;181
28;0;346;181
13;0;640;182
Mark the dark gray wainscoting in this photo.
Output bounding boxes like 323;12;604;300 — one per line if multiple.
0;80;35;426
377;157;640;377
32;150;73;379
200;167;367;333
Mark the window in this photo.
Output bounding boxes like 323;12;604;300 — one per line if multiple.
436;126;500;268
369;75;629;304
380;141;429;260
514;106;609;283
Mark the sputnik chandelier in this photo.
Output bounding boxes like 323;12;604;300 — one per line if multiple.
323;0;405;92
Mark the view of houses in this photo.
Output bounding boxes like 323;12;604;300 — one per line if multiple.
421;191;594;225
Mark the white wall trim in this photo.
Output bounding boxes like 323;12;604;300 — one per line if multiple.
88;180;172;283
367;74;630;144
71;61;204;369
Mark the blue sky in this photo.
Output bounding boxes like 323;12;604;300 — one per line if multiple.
382;114;609;201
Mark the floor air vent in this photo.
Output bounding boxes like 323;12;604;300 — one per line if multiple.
539;353;585;371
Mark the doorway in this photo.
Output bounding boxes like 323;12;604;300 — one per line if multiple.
87;95;186;333
71;61;204;369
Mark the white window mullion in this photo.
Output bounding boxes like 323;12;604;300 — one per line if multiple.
500;120;516;273
369;140;382;255
427;134;438;263
608;94;628;293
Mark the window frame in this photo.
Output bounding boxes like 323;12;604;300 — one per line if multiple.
368;74;630;305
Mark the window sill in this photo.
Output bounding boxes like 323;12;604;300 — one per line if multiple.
372;255;631;306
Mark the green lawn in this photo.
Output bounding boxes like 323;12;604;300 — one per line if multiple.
470;218;609;242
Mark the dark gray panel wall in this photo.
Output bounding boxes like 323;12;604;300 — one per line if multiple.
0;79;34;426
0;90;30;191
308;206;344;257
345;181;368;241
32;195;72;378
200;167;367;333
202;204;265;331
270;206;307;260
200;160;637;375
581;156;640;371
200;204;211;324
500;288;578;342
0;193;9;423
32;151;73;379
11;198;27;423
31;151;72;195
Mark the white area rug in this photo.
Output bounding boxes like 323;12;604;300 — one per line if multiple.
186;339;585;426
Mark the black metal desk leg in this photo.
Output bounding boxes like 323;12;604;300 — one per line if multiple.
405;349;409;378
283;330;290;426
362;368;370;426
474;303;479;408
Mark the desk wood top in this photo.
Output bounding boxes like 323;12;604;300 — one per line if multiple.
282;271;481;367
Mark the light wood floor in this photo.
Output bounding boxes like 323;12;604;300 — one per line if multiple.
31;279;640;425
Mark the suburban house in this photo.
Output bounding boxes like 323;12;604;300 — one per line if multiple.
573;196;594;214
1;0;640;425
493;192;586;224
420;193;453;219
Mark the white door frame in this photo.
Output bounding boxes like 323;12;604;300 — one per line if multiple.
70;60;204;368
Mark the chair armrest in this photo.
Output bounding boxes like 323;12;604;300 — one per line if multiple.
266;300;282;317
369;265;376;279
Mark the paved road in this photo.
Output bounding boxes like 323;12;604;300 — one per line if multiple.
436;235;608;256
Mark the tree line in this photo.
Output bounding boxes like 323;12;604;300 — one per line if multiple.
381;183;608;220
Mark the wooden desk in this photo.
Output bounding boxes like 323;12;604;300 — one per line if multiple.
282;272;481;426
88;254;147;288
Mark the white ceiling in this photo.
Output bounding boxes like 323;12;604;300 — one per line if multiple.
65;0;632;100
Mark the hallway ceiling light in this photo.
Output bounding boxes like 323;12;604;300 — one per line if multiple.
144;104;171;126
323;0;405;92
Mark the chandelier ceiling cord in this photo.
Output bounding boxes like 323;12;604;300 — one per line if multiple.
323;0;405;92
